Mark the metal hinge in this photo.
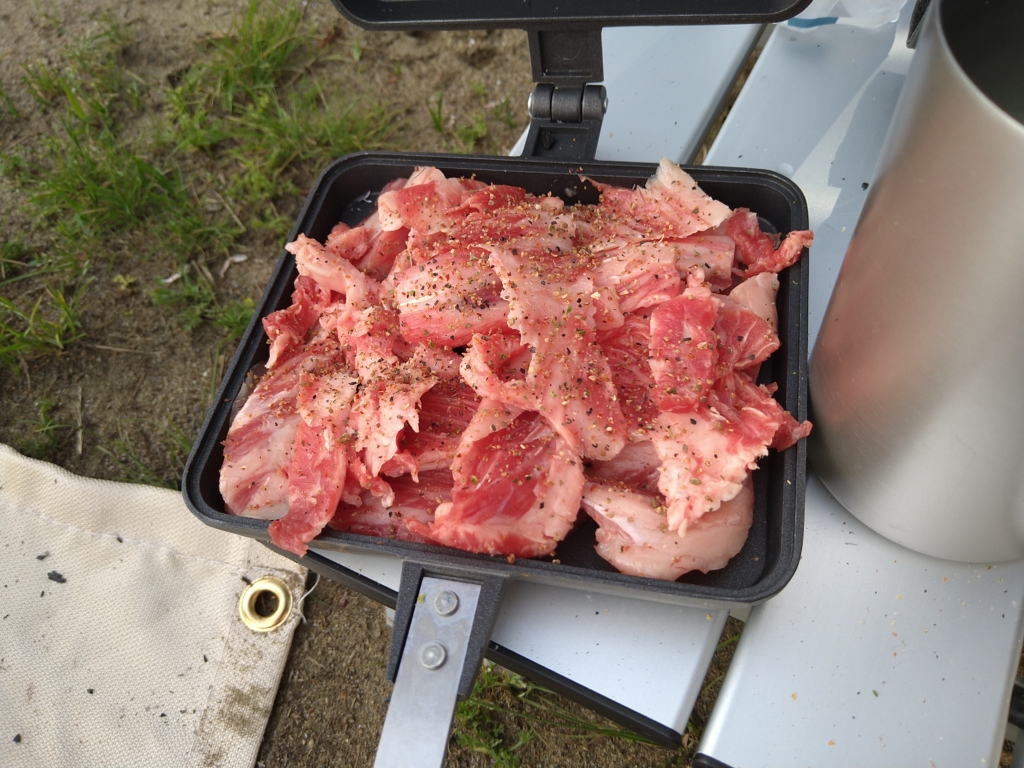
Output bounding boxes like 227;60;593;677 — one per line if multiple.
522;29;608;161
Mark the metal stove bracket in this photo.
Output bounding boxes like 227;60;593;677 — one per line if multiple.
374;563;508;768
523;29;608;161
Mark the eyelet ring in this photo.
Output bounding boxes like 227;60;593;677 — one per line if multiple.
239;576;293;632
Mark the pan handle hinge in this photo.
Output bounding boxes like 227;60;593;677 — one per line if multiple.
522;29;607;161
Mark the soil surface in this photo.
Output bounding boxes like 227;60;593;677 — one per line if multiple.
0;1;727;765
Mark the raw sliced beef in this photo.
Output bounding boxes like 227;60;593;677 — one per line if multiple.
222;158;813;576
596;313;659;435
329;468;452;542
487;244;628;461
648;270;721;413
268;344;359;556
390;252;510;347
582;475;753;580
220;355;304;520
409;403;584;558
727;208;814;278
727;271;779;332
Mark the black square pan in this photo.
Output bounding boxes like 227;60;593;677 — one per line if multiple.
182;151;809;610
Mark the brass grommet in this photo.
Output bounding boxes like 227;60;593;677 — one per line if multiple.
239;576;293;632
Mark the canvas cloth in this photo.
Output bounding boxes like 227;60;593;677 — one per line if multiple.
0;444;306;768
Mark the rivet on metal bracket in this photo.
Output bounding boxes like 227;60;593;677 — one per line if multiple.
420;642;447;670
433;590;459;617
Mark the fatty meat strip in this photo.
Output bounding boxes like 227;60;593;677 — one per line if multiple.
268;339;359;555
407;402;584;558
219;159;813;578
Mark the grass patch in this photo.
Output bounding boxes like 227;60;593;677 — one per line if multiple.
0;277;90;373
428;88;518;153
98;419;192;489
453;112;488;153
0;81;20;121
1;0;396;368
11;398;72;461
165;0;395;236
149;270;217;331
492;96;515;129
453;663;676;766
428;90;444;133
148;263;255;341
12;15;235;262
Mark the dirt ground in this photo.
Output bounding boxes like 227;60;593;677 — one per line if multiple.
0;1;727;766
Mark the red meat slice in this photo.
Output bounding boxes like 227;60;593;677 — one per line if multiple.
596;313;659;435
591;241;682;314
460;331;537;409
648;270;721;413
351;359;437;477
653;372;797;533
327;315;440;479
268;346;359;556
672;234;736;292
772;412;814;451
220;355;304;520
398;376;481;471
287;234;381;317
585;159;732;241
390;252;510;347
409;402;584;558
487;244;628;461
377;170;488;233
325;217;411;282
714;301;779;375
329;468;452;542
401;198;573;275
728;271;779;332
586;439;662;496
448;184;529;219
263;275;336;369
727;208;814;278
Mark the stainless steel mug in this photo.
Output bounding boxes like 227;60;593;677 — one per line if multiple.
809;0;1024;562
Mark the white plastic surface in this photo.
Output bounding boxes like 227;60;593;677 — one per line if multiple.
510;25;761;164
697;6;1024;765
491;581;727;734
700;477;1024;766
596;25;762;163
